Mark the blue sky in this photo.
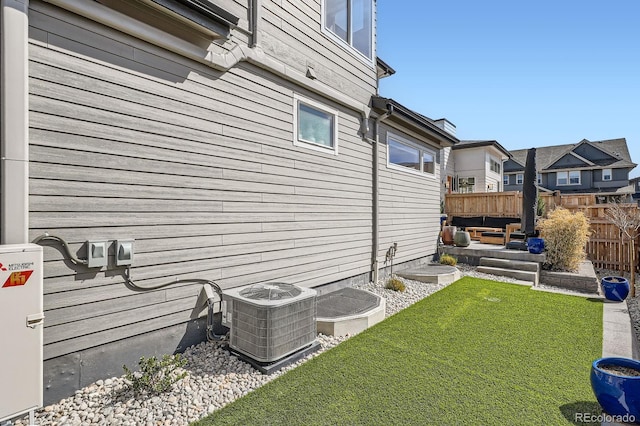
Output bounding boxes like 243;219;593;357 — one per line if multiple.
377;1;640;177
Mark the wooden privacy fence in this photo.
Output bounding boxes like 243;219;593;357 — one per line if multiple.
444;191;561;218
563;204;640;273
444;192;640;273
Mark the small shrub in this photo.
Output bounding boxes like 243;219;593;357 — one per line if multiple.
123;354;187;395
385;276;406;292
439;254;458;266
538;207;591;271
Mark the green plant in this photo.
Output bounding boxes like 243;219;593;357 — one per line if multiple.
536;195;546;217
123;354;187;395
538;207;591;272
385;276;406;292
439;254;457;266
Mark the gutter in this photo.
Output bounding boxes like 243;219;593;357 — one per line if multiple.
370;102;394;284
1;0;30;244
43;0;371;135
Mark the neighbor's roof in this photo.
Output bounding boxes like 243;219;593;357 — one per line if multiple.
454;140;511;158
509;138;636;170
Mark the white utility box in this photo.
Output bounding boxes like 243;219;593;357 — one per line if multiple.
0;244;44;422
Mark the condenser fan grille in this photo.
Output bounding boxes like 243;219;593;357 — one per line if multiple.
239;282;302;300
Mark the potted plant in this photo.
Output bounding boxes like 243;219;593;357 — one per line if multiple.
601;276;630;302
590;357;640;420
526;237;544;254
453;229;471;247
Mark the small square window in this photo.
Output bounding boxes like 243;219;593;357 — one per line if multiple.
603;168;612;181
503;175;509;186
516;174;524;185
293;94;338;155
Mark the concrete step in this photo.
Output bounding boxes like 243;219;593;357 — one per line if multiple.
476;266;538;285
479;257;540;273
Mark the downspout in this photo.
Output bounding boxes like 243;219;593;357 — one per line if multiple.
1;0;29;245
249;0;260;48
42;0;371;134
371;103;393;284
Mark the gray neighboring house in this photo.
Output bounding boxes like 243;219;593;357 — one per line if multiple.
0;0;457;404
631;177;640;202
504;138;637;199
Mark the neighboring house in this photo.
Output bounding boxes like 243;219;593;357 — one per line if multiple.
504;139;636;200
0;0;457;404
440;140;511;198
631;177;640;202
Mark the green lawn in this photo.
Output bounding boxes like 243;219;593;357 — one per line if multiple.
195;278;603;425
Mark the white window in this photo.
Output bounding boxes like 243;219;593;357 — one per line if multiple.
293;94;338;155
603;168;612;181
516;173;524;185
503;175;509;186
490;158;501;174
569;170;580;184
458;177;475;193
537;173;542;185
323;0;373;62
557;171;581;185
387;133;436;177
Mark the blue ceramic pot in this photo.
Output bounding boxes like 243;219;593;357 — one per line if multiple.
590;357;640;419
526;237;545;254
601;276;630;302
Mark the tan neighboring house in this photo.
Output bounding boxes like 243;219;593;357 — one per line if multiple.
440;139;511;198
0;0;458;406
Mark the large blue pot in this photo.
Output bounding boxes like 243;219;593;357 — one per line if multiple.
601;276;630;302
590;357;640;420
526;237;545;254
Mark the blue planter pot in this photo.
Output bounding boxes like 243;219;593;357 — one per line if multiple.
590;357;640;419
526;237;545;254
601;276;630;302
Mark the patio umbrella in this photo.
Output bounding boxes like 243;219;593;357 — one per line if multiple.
521;148;538;237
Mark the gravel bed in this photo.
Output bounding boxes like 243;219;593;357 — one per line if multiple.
14;265;569;425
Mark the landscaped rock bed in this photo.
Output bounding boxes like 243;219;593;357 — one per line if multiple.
18;266;496;425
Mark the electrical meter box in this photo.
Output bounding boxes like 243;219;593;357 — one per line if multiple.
0;244;44;422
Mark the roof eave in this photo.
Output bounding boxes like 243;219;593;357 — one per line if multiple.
371;97;459;147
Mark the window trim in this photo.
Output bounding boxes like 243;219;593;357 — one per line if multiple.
458;176;476;194
602;168;612;181
292;93;339;155
321;0;375;67
489;157;501;174
386;132;436;178
557;170;581;186
503;174;509;186
516;173;524;185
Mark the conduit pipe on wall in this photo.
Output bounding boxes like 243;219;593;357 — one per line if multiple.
43;0;370;135
370;102;394;285
0;0;30;244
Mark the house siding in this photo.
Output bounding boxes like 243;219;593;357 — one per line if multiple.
27;0;379;399
378;124;440;267
547;154;590;169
